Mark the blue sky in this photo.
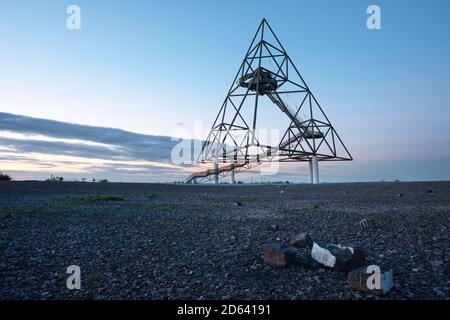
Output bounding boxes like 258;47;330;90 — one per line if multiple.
0;0;449;182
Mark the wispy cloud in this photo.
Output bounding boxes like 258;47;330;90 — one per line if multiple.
0;112;191;181
0;81;13;88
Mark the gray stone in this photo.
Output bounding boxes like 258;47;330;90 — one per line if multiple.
262;240;297;267
267;224;279;232
312;275;321;284
358;218;369;229
430;260;443;271
289;232;313;248
433;287;446;298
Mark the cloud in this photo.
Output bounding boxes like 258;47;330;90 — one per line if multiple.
0;112;196;181
0;81;13;88
0;112;201;162
0;112;181;162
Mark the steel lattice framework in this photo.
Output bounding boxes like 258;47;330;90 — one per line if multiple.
187;19;352;183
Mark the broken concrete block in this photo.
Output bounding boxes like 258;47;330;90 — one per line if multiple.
263;241;297;267
348;266;394;294
266;224;279;232
289;232;313;248
311;242;365;272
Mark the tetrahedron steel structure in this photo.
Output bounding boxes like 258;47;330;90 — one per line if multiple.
187;19;352;184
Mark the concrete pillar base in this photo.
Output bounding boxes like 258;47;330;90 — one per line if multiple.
214;162;219;184
312;155;319;184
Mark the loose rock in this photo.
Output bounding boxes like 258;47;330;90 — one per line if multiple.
289;232;313;248
311;242;366;272
348;266;394;294
358;218;369;229
267;224;279;232
262;241;297;267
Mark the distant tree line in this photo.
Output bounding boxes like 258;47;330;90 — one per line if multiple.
46;175;109;183
0;172;12;181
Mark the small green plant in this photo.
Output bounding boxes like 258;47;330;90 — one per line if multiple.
0;172;12;181
1;234;14;241
1;205;36;217
0;239;8;252
51;225;65;233
49;197;78;208
84;194;124;202
187;207;202;213
312;203;320;209
140;204;170;212
16;244;31;252
242;196;258;202
85;271;101;287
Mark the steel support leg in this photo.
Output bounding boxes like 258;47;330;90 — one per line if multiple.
214;161;219;184
308;160;314;184
312;155;319;184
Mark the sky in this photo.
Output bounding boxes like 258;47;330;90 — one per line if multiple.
0;0;449;183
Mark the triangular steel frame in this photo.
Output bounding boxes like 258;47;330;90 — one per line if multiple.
190;19;352;182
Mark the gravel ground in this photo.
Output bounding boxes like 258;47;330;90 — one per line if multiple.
0;181;449;300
